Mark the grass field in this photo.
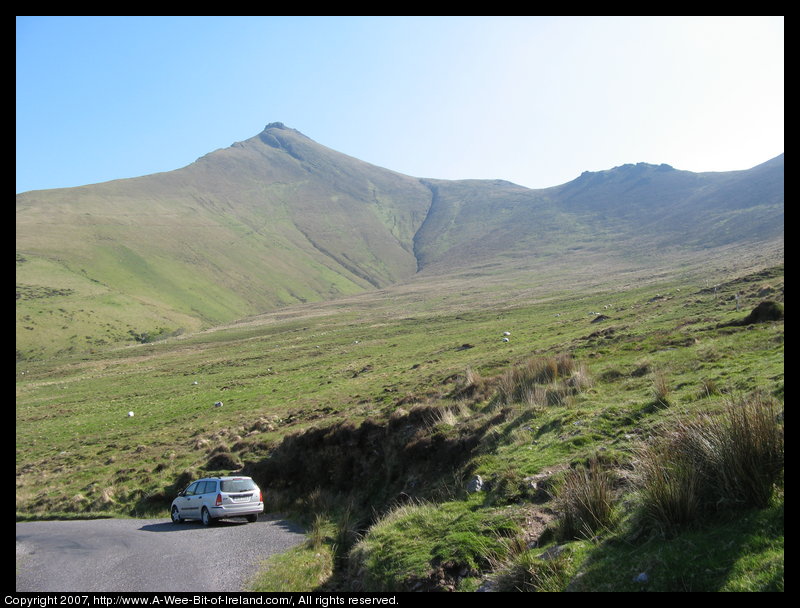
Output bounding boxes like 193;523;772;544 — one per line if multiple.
16;260;783;592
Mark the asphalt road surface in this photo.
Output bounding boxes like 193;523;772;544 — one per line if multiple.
16;516;306;592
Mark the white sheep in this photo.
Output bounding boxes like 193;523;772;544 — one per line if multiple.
214;401;223;408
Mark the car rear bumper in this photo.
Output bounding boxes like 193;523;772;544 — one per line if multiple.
209;503;264;517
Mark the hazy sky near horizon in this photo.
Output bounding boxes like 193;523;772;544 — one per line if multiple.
16;16;784;194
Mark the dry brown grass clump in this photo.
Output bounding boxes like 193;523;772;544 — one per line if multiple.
496;355;591;408
650;370;671;406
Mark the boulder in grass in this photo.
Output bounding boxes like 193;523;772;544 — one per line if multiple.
466;475;484;493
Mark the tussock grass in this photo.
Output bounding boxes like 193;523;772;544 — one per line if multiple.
698;378;722;399
491;545;575;592
650;370;671;407
308;513;331;551
302;497;362;559
633;432;702;533
464;366;481;388
634;393;784;535
495;354;590;408
704;394;784;509
425;401;472;429
555;460;618;540
334;501;361;555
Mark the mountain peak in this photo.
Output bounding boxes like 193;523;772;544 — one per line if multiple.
256;123;311;159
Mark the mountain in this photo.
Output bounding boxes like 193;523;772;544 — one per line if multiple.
16;123;432;358
414;156;783;277
16;123;783;359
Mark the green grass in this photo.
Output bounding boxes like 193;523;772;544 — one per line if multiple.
16;262;783;591
347;496;520;591
249;544;335;592
567;496;784;592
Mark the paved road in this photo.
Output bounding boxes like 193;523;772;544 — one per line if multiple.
16;516;306;592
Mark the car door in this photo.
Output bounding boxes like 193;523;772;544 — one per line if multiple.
175;481;202;518
196;480;217;512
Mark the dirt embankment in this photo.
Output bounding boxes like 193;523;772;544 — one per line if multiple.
241;400;506;512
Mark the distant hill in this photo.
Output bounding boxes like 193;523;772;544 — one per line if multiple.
16;123;783;359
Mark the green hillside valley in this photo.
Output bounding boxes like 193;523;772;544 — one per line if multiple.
16;123;783;361
16;124;783;592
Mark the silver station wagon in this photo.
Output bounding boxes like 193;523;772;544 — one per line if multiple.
170;476;264;525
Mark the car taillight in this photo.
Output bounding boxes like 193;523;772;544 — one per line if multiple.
215;493;223;506
259;490;263;502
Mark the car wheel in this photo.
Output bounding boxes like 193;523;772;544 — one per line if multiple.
245;514;258;523
171;506;183;524
201;507;215;526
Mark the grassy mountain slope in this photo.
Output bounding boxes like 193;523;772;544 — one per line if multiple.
553;155;785;249
412;178;611;278
16;123;432;359
16;124;783;360
412;155;784;279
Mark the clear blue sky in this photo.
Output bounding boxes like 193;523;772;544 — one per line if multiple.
16;16;784;194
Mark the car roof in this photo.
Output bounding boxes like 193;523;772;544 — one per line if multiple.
195;476;254;481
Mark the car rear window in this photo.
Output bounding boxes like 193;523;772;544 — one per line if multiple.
220;478;257;492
